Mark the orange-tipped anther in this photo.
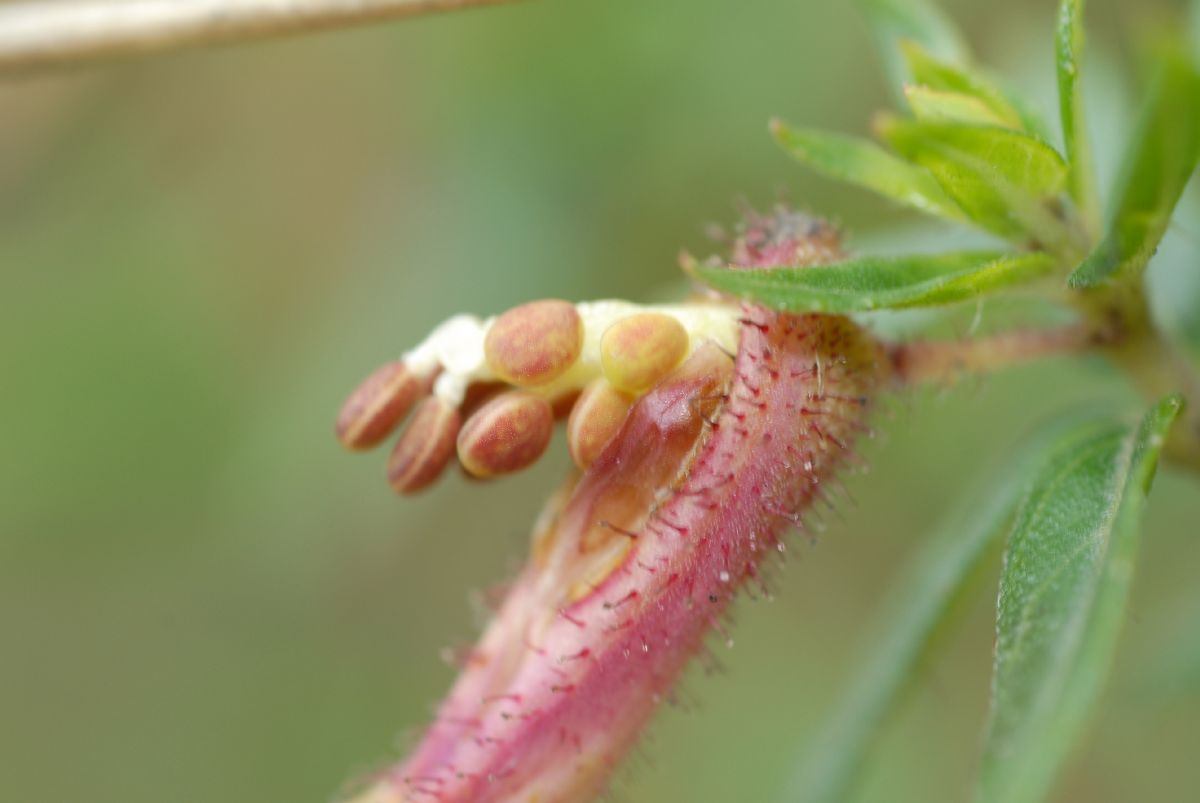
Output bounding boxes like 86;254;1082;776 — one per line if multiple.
336;361;425;450
600;311;689;394
566;379;633;469
387;397;461;494
484;300;583;387
457;391;554;478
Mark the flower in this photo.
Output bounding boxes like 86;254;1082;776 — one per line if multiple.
337;207;888;803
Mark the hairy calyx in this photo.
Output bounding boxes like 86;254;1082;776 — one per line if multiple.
338;209;887;803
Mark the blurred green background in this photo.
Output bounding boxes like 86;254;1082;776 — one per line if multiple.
2;0;1198;801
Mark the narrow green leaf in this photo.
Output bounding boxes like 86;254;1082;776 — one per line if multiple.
1192;0;1200;57
855;0;969;99
770;120;966;222
694;250;1055;313
904;85;1011;128
1056;0;1101;230
879;116;1070;246
1068;52;1200;287
793;443;1039;803
901;41;1046;136
976;396;1184;803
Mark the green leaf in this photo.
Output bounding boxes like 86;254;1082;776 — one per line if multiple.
904;85;1011;128
976;396;1184;803
901;41;1046;135
1055;0;1101;230
855;0;969;99
770;120;967;222
694;250;1055;313
878;116;1070;246
1068;51;1200;287
1192;0;1200;57
793;443;1040;803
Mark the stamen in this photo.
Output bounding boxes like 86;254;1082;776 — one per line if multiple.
387;397;461;494
457;391;555;478
335;360;426;450
600;311;691;394
566;379;634;469
483;300;584;387
338;297;742;494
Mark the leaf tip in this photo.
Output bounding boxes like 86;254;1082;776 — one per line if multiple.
1151;393;1186;426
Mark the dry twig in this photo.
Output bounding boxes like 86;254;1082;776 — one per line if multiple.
0;0;521;75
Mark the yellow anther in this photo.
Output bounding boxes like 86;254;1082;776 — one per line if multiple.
566;380;633;470
600;312;689;394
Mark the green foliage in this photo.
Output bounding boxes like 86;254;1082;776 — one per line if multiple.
877;117;1068;245
855;0;969;98
1055;0;1100;230
770;121;966;221
701;0;1199;322
694;251;1053;313
725;6;1200;800
977;397;1183;803
1068;50;1200;288
793;443;1039;803
903;85;1010;128
1194;0;1200;53
900;41;1035;134
796;398;1181;803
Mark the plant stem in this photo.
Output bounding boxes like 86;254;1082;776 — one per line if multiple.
0;0;523;74
1085;287;1200;471
890;305;1200;472
888;323;1102;385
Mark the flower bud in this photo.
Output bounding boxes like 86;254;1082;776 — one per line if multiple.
566;379;633;469
600;311;689;394
335;361;424;450
484;299;584;386
456;391;554;478
387;397;461;494
730;205;842;268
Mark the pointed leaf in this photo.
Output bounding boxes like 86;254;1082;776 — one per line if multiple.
1068;51;1200;287
1056;0;1101;229
770;120;967;222
855;0;970;99
794;439;1042;803
976;396;1184;803
901;41;1046;135
1192;0;1200;56
904;85;1011;128
694;250;1055;313
879;116;1070;246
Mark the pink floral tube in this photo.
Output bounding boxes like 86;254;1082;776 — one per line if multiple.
338;209;890;803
